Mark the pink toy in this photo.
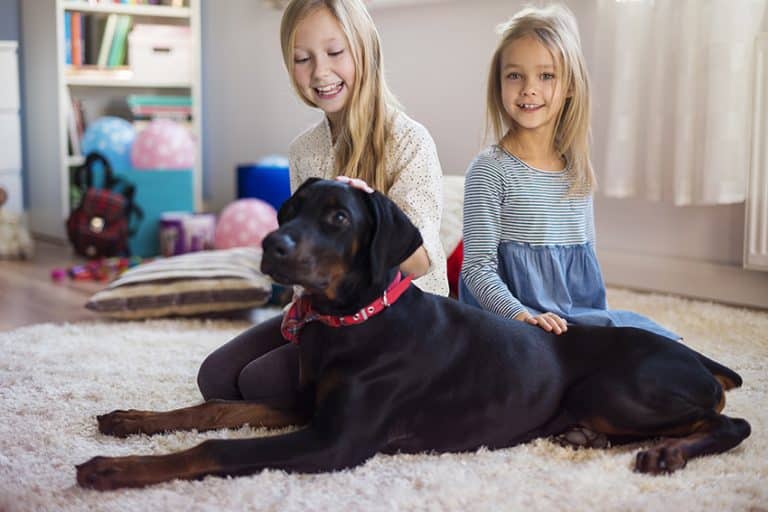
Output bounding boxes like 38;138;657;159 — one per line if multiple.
214;199;278;250
130;119;196;170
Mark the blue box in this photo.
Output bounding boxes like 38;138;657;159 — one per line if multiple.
237;158;291;212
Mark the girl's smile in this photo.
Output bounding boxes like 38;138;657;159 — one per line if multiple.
314;81;345;99
517;103;544;112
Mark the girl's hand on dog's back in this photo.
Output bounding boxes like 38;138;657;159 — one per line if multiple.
515;311;568;335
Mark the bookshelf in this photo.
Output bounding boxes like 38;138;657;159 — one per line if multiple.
21;0;202;240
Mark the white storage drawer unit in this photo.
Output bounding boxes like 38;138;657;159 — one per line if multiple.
0;41;22;214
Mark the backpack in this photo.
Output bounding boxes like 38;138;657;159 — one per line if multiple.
66;153;143;259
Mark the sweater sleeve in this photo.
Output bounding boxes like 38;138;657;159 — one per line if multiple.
386;119;449;296
460;154;526;319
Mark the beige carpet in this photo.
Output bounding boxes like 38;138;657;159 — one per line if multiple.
1;289;766;512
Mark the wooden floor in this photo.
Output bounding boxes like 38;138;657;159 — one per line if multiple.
0;239;104;331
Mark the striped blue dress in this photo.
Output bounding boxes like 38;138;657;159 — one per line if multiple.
459;146;679;340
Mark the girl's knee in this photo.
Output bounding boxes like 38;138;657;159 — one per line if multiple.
237;345;299;405
197;352;241;401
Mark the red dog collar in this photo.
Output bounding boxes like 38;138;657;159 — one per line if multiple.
281;273;413;343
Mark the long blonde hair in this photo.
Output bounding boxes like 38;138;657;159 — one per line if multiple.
486;4;595;194
280;0;400;193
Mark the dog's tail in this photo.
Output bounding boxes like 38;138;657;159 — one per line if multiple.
698;353;743;390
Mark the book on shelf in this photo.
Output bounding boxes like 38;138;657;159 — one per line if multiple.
64;11;72;65
107;15;132;67
127;94;192;120
65;89;85;157
84;14;106;65
71;12;84;66
96;13;118;67
126;94;192;107
132;108;192;120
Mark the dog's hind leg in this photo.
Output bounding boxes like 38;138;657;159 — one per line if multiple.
97;399;309;437
633;413;750;474
558;353;750;472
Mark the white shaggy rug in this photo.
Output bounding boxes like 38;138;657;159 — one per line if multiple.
1;289;767;512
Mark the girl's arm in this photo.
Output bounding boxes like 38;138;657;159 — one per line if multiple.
461;153;527;318
399;245;430;277
386;119;448;295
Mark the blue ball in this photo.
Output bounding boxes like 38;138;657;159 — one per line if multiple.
81;117;136;172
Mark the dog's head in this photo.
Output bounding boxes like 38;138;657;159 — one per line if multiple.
261;178;422;308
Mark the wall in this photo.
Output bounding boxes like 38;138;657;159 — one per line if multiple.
201;0;768;308
201;0;512;209
0;0;19;40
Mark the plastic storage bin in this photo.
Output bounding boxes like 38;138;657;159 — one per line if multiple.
116;168;194;257
129;25;193;84
237;156;291;212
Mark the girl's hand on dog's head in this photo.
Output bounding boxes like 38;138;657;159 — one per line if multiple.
336;176;374;194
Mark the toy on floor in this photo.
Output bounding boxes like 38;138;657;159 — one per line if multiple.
0;186;34;260
50;256;148;283
159;212;216;256
214;198;278;250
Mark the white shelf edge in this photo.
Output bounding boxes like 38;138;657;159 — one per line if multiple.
65;67;192;88
61;2;191;18
64;68;192;89
66;77;192;88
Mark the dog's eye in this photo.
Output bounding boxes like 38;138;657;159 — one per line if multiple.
327;210;349;226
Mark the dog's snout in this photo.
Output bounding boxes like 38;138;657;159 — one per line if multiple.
263;231;297;260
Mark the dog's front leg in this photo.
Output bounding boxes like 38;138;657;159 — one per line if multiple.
76;427;375;491
97;399;309;437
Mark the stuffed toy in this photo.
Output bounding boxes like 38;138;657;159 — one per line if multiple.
0;186;34;259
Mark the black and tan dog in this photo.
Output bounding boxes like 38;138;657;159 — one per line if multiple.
76;178;750;490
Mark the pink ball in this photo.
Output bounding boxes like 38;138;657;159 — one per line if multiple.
131;119;196;169
214;199;279;250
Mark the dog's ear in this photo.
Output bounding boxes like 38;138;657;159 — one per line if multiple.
365;190;423;283
278;178;322;224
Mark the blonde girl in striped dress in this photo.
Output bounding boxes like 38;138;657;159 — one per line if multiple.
459;4;678;340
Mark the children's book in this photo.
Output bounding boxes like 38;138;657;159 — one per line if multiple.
71;12;83;67
97;14;118;68
107;15;132;67
64;11;72;65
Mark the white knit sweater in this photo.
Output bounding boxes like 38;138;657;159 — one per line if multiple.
288;111;449;296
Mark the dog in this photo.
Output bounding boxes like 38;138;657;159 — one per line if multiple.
76;178;750;491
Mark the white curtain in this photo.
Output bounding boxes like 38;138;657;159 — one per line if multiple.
590;0;767;205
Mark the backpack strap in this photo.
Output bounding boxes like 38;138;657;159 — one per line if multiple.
74;153;118;195
119;182;144;236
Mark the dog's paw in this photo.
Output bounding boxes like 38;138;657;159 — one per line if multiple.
97;409;156;437
76;455;147;491
634;445;687;474
553;427;610;449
